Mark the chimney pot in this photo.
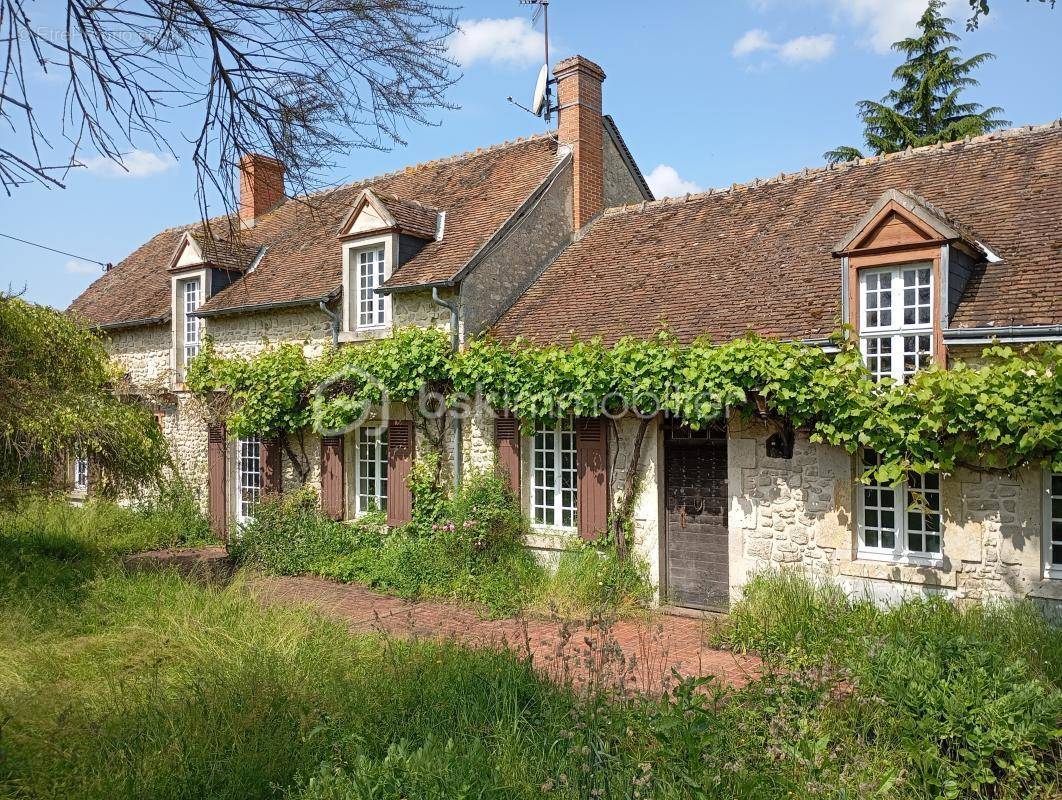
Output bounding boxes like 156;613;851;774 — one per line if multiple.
554;55;606;231
239;154;285;227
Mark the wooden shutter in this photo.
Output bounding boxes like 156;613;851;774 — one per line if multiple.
207;423;227;539
261;436;283;496
576;417;609;540
386;420;415;527
495;412;520;500
320;435;345;520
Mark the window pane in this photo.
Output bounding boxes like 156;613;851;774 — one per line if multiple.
357;426;388;513
357;248;387;327
532;417;578;529
237;437;261;520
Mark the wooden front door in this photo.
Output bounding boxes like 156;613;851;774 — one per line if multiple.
664;422;729;610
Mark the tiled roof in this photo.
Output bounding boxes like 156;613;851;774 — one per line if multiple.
492;121;1062;345
69;135;562;325
374;193;440;240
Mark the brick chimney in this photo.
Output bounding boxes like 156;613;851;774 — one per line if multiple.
554;55;606;230
238;153;285;227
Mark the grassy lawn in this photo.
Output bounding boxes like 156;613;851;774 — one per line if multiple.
0;501;1059;799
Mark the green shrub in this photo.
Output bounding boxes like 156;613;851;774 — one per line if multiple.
230;488;383;575
721;571;1062;800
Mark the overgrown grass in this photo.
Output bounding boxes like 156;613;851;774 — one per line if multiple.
720;571;1062;798
534;543;654;618
2;481;214;557
1;509;1061;798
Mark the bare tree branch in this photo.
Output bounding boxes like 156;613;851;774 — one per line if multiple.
0;1;459;227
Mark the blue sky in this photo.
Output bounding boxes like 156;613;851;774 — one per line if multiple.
2;0;1059;310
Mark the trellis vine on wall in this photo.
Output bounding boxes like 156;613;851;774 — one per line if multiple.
184;326;1062;484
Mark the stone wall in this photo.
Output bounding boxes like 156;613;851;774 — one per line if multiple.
726;414;1055;608
603;130;649;207
208;305;332;358
459;162;573;337
106;323;171;387
393;288;454;331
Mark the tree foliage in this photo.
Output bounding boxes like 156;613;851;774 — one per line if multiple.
826;0;1008;164
188;326;1062;484
966;0;1056;29
0;295;169;505
0;1;458;220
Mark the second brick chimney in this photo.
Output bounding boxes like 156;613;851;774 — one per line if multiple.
238;153;286;227
554;55;606;231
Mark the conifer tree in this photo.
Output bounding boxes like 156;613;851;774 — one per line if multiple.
826;0;1008;164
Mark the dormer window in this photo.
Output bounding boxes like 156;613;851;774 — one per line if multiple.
336;188;440;337
183;277;202;361
356;246;388;328
859;263;933;382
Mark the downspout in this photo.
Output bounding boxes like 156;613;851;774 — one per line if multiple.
432;286;462;486
318;300;340;347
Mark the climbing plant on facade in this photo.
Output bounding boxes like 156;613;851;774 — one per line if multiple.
187;326;1062;489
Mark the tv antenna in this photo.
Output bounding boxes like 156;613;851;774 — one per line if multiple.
507;0;557;124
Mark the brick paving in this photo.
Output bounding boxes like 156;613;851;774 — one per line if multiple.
128;547;761;693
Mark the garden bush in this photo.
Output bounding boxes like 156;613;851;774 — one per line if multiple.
230;472;543;617
721;571;1062;799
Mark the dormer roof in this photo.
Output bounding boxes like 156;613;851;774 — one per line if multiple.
833;188;986;257
168;230;262;274
336;189;441;241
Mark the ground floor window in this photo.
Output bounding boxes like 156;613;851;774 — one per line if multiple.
859;451;941;562
73;456;89;492
236;436;261;523
356;425;388;514
1045;471;1062;579
532;417;577;528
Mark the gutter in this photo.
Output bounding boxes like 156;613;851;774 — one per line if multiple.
93;314;170;332
432;286;462;487
193;292;338;319
943;325;1062;345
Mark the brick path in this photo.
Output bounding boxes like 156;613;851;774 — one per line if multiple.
129;547;761;693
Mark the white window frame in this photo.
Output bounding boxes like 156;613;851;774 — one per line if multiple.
235;436;262;524
183;277;202;363
858;263;934;382
857;451;943;565
341;234;394;334
355;425;388;515
1044;469;1062;580
171;269;209;380
531;417;578;529
73;455;89;492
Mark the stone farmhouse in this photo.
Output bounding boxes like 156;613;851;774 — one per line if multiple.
69;55;1062;612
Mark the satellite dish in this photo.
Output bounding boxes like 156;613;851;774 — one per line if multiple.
531;63;549;116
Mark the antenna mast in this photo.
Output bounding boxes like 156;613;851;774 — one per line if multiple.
515;0;554;124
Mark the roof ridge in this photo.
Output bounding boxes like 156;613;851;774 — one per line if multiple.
602;118;1062;219
297;132;559;204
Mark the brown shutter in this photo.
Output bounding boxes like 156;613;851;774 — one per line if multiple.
576;417;609;540
386;420;415;527
320;435;345;520
495;412;520;500
207;423;228;539
260;436;283;496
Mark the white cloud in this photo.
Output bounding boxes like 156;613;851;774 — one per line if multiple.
732;28;774;57
646;165;702;199
778;33;836;62
65;259;100;275
823;0;961;53
732;29;835;64
448;17;544;67
81;149;176;178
